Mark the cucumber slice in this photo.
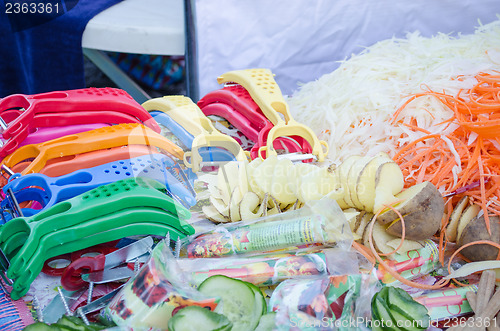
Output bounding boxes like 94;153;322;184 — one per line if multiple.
246;282;268;316
387;287;429;329
255;312;277;331
199;275;263;331
374;295;397;331
167;305;232;331
55;316;106;331
23;323;62;331
388;309;422;331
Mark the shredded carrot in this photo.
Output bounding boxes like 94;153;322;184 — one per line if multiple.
392;71;500;235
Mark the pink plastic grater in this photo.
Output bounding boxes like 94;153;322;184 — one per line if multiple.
0;88;160;139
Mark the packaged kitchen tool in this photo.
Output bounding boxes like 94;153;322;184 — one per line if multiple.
217;69;328;162
181;198;352;258
142;95;249;172
414;284;478;325
104;240;220;330
269;274;380;331
374;239;440;286
178;247;360;287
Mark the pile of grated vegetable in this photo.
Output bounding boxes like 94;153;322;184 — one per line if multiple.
288;18;500;167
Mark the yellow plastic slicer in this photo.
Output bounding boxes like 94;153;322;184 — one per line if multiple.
142;95;249;172
217;68;328;162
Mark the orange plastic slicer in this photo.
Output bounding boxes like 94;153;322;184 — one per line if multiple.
1;123;184;175
217;68;328;162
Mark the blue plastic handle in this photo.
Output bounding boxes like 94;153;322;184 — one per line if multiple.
1;154;197;222
151;111;238;164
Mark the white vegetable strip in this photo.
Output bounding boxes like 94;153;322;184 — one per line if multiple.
288;19;500;163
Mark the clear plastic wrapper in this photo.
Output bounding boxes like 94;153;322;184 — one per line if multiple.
269;274;381;331
181;198;353;258
178;247;360;287
414;284;478;326
372;239;440;286
103;240;219;331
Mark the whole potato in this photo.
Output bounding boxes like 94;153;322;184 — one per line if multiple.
457;215;500;262
377;181;444;240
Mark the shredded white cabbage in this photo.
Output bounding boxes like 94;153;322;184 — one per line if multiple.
288;18;500;163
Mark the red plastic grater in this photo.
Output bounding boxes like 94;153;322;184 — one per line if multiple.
198;85;312;159
0;88;160;139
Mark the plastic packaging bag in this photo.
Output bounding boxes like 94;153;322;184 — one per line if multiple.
178;247;360;287
103;240;219;331
181;198;353;258
269;274;380;331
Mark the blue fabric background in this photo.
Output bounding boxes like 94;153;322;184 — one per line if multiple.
0;0;122;97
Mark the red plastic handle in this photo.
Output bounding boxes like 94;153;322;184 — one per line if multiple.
201;103;260;142
42;254;73;276
197;85;268;130
250;122;313;161
61;254;106;291
0;88;160;139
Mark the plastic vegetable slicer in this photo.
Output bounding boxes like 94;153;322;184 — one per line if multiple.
142;96;249;172
0;177;194;300
197;84;312;160
217;69;329;162
0;88;160;158
0;153;197;222
0;123;184;175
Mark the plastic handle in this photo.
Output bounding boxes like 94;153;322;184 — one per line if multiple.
2;153;197;217
0;88;160;139
60;254;106;291
217;69;288;125
1;123;184;175
143;96;214;136
201;103;259;142
197;84;268;131
150;111;194;149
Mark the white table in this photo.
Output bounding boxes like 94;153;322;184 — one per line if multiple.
81;0;190;103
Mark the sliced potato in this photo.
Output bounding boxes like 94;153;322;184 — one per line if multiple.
445;196;470;242
239;192;265;221
356;153;393;212
366;221;400;255
209;196;229;217
378;181;444;240
299;166;339;203
347;155;373;210
228;188;243;222
343;208;362;232
202;205;229;223
247;158;264;198
336;155;362;208
386;238;425;254
372;162;405;213
217;161;241;204
458;215;500;261
253;156;278;198
271;158;297;204
356;212;372;240
455;204;481;243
